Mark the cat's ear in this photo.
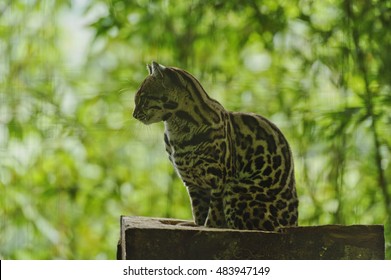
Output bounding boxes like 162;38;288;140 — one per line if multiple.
147;63;153;75
148;61;165;78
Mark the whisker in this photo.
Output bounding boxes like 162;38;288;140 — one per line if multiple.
119;87;130;93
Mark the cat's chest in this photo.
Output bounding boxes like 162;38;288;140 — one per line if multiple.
167;138;228;185
169;141;218;168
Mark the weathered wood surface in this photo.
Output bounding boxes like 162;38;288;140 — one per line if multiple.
117;216;384;260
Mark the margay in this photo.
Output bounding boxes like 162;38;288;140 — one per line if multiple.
133;62;298;231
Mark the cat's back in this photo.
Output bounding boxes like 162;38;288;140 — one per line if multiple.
228;111;294;185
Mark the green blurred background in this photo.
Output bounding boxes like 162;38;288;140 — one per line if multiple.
0;0;390;259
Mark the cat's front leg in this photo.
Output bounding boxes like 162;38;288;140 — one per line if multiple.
186;186;211;226
204;192;228;228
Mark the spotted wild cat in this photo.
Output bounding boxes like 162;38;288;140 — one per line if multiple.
133;62;298;231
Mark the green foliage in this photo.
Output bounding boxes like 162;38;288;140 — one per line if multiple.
1;0;390;259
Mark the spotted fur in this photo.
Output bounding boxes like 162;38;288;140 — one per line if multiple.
133;61;298;231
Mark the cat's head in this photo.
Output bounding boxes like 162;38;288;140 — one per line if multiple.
133;61;180;124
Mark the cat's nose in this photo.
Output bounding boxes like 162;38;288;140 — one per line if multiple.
133;108;146;122
132;108;139;119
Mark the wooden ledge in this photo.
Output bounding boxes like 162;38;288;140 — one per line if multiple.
117;216;385;260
